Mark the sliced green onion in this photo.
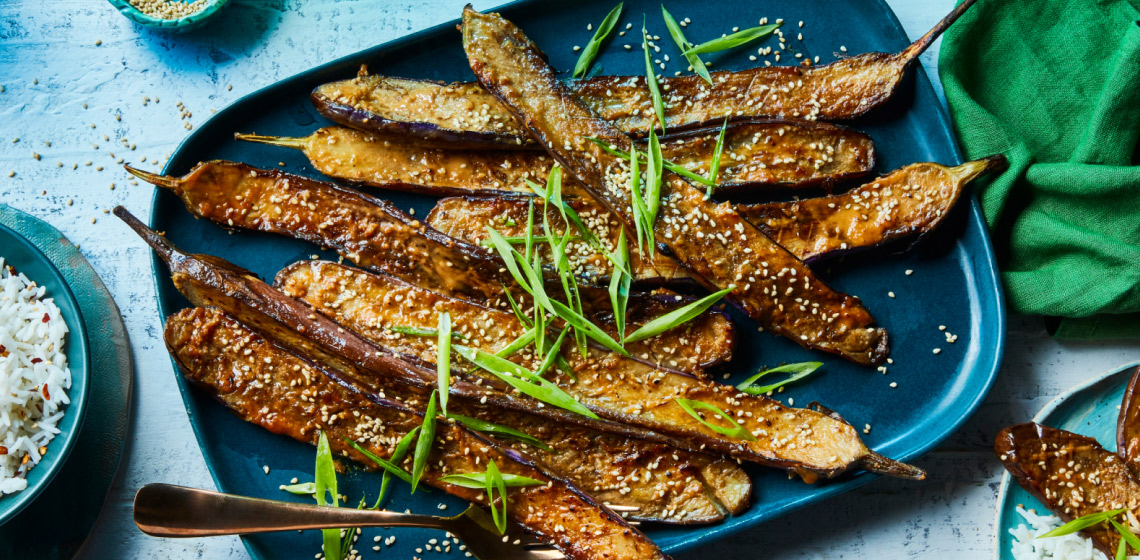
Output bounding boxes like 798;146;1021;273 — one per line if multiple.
572;3;624;78
1118;537;1128;560
371;428;417;509
536;327;570;376
314;431;341;560
486;459;509;534
411;391;438;492
524;198;536;262
524;175;628;276
736;361;824;395
608;228;631;340
628;143;646;256
645;129;663;253
706;117;729;198
623;287;732;343
642;23;666;132
585;136;715;187
440;471;546;489
447;414;553;452
1038;508;1127;538
341;495;368;559
480;234;582;248
387;326;466;339
455;345;599;419
340;434;414;485
495;327;537;358
485;228;533;294
504;286;532;328
675;398;756;441
280;482;315;495
1111;518;1140;553
661;5;711;84
437;312;452;415
683;24;780;56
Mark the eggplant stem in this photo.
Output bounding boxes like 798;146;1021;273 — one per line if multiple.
902;0;978;62
234;132;307;151
123;164;181;190
113;206;177;266
952;154;1009;184
860;450;926;480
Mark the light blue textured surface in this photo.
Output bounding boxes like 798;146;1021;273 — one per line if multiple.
2;1;1140;559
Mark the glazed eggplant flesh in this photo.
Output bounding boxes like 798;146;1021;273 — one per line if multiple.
461;8;888;366
736;156;1007;262
165;308;670;560
1117;366;1140;479
235;120;875;196
170;306;745;524
312;0;975;146
127;160;735;374
276;259;923;481
997;422;1140;558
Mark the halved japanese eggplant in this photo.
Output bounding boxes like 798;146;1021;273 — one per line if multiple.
277;259;923;482
996;422;1140;558
166;307;670;560
235;120;875;196
1117;365;1140;479
127;160;735;373
462;7;889;366
312;1;975;147
170;306;747;524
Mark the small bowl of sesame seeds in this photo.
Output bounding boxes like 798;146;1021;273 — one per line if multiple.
107;0;229;32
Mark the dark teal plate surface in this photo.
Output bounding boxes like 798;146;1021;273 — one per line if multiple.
992;360;1140;560
147;1;1005;557
0;223;90;525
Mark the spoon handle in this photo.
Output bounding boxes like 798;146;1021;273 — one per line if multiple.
134;483;448;537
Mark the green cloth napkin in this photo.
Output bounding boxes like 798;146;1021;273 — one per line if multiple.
938;0;1140;339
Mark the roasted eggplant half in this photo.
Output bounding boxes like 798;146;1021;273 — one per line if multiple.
277;259;923;482
171;306;748;524
236;120;875;196
996;422;1140;558
312;0;975;147
462;7;888;366
1118;365;1140;479
127;160;735;373
165;307;669;560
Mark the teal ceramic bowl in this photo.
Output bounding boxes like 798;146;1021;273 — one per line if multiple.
0;223;90;526
106;0;229;32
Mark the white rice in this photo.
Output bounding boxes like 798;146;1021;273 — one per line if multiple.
1010;505;1140;560
0;257;72;495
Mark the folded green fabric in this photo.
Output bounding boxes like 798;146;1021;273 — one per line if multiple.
939;0;1140;339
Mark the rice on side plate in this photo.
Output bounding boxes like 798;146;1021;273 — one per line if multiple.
1010;505;1140;560
0;257;72;495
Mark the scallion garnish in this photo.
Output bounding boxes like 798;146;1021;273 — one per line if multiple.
1038;508;1127;538
642;23;666;132
608;229;631;340
410;391;438;492
439;471;546;489
1111;518;1140;551
524;174;628;276
455;345;599;419
437;312;452;415
572;3;624;78
585;136;715;187
675;399;756;441
340;495;368;559
628;143;647;255
386;325;466;339
495;327;537;358
314;431;341;560
524;198;536;262
485;459;509;534
371;428;417;509
623;287;732;343
644;129;663;255
535;327;570;376
447;414;553;452
280;482;315;495
706;117;729;198
682;24;780;56
503;286;532;328
340;433;415;485
736;361;823;395
661;5;711;84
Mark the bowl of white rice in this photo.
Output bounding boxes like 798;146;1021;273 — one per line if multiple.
0;223;90;525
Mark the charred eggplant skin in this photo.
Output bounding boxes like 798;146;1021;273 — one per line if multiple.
461;7;888;366
1118;365;1140;479
996;422;1140;558
238;119;875;196
166;307;669;560
313;0;976;147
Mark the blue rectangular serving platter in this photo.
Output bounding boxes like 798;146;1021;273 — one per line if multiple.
146;0;1005;558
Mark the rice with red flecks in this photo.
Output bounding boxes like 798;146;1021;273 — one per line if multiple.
0;257;72;495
